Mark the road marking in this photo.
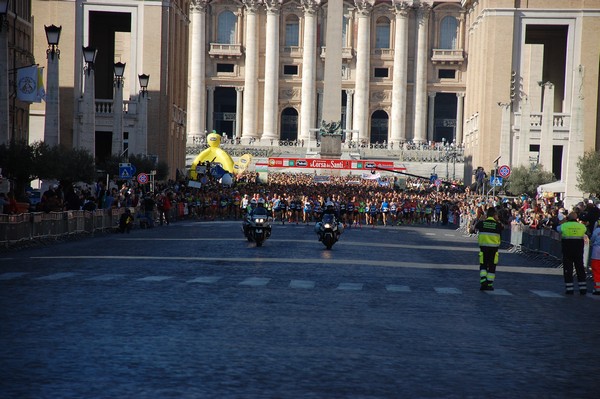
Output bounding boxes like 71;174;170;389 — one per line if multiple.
425;233;436;236
35;272;78;280
289;280;315;289
29;256;563;276
137;276;173;282
86;274;126;281
386;285;411;292
187;276;222;284
444;234;455;237
337;283;363;291
239;277;271;287
0;272;28;280
434;287;462;294
485;289;512;296
530;290;563;298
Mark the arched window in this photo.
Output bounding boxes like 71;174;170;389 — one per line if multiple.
440;16;458;49
375;17;390;49
285;15;299;46
217;11;236;44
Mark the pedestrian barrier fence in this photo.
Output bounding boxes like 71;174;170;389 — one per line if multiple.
0;209;589;264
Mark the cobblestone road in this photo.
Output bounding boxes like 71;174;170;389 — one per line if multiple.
1;221;598;398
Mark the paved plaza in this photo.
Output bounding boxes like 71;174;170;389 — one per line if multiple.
1;221;598;398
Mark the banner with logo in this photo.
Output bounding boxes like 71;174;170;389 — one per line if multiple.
36;67;46;102
17;65;39;102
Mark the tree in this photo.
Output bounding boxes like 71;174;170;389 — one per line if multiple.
576;151;600;196
0;140;35;199
506;164;555;197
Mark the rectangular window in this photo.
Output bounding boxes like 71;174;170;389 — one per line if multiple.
283;65;298;75
438;69;456;79
374;68;388;78
217;63;235;73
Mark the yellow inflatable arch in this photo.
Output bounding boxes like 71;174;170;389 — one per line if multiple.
189;133;235;180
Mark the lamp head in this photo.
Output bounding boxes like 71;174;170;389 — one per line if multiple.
82;46;98;64
45;24;62;46
113;62;126;78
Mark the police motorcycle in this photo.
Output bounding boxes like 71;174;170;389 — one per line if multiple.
242;198;272;247
315;201;344;250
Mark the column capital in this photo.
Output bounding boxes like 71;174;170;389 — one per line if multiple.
497;101;511;109
345;89;354;95
354;0;374;17
264;0;283;14
428;91;436;98
456;92;465;98
242;0;261;13
236;86;244;92
190;0;209;13
207;85;215;92
392;1;411;17
541;81;554;89
416;3;432;20
301;0;321;14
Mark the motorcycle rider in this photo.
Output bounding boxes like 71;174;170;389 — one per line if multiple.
245;197;271;238
314;201;343;241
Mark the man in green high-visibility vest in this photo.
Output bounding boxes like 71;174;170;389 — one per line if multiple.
558;212;588;295
473;207;504;291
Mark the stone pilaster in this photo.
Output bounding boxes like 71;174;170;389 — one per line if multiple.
539;82;554;171
187;0;208;144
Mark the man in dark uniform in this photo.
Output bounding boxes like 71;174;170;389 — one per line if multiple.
558;212;588;295
472;207;504;291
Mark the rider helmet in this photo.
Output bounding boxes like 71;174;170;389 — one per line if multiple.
257;198;266;206
250;198;257;207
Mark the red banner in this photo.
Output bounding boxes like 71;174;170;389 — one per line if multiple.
267;158;405;171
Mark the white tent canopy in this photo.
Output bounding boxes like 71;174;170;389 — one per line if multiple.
537;180;566;194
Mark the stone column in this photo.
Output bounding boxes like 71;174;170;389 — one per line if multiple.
139;90;149;155
80;66;96;156
353;0;374;143
455;92;464;144
235;86;243;140
517;96;531;167
207;86;215;132
321;0;344;132
539;82;554;171
44;38;61;146
498;102;511;165
427;92;436;142
563;65;585;208
345;89;354;133
188;1;208;144
390;1;410;145
242;0;260;139
112;71;125;156
0;20;9;144
262;0;282;140
413;4;431;143
299;0;319;140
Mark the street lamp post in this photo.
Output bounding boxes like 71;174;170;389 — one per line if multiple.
44;24;61;146
0;0;10;144
112;61;125;156
80;45;97;155
138;73;149;155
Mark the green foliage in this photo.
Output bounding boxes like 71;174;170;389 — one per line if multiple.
576;151;600;195
507;164;555;197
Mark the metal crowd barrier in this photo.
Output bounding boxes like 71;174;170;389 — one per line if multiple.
506;224;589;265
0;208;130;246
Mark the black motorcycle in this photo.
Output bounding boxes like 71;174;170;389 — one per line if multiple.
243;208;271;247
317;213;342;250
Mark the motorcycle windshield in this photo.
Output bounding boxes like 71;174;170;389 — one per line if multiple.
253;208;268;216
322;214;335;224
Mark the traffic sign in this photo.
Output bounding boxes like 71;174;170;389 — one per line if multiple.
491;177;503;186
119;163;136;180
434;179;442;187
497;164;511;178
137;173;149;184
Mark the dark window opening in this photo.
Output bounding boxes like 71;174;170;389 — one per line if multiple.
439;69;456;79
374;68;388;78
283;65;298;75
216;63;234;73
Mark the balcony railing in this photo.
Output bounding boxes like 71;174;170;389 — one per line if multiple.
282;46;303;57
319;47;355;60
431;49;465;64
512;112;571;137
208;43;243;58
372;48;394;59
